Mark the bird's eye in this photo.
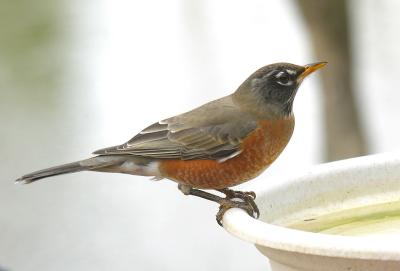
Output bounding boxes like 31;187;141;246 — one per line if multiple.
276;72;291;86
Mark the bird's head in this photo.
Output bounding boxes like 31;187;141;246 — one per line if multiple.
234;62;326;118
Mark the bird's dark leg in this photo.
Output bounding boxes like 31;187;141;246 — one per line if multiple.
178;184;259;226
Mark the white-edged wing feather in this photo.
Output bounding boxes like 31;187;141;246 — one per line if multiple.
93;96;257;162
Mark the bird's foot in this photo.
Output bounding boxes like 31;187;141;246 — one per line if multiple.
215;198;259;226
178;184;259;226
216;188;259;226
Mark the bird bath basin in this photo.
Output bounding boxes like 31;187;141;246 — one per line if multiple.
222;153;400;271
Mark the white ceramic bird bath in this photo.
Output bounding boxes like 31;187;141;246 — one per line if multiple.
222;153;400;271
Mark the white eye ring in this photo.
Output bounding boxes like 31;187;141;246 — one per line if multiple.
276;72;293;86
277;80;293;86
276;71;285;78
286;69;296;75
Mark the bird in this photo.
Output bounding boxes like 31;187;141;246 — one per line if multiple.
16;62;326;225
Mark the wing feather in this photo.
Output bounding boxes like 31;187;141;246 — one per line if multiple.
93;96;257;161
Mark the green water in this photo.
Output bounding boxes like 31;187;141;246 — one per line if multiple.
287;200;400;236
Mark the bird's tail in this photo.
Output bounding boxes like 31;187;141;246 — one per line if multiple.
15;156;127;184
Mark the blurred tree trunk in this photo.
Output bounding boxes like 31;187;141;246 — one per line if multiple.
296;0;367;161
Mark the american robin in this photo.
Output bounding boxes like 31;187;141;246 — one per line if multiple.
16;62;326;225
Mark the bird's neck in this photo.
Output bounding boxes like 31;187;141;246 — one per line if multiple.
232;90;293;120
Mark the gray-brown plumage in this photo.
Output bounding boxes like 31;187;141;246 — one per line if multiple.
93;96;258;161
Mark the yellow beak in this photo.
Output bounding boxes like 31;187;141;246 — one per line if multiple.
298;61;327;82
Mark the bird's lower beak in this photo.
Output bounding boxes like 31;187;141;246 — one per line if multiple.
298;61;327;82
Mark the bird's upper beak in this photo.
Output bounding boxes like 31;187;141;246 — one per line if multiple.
297;61;327;82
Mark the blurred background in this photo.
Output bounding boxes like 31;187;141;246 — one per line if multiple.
1;0;400;270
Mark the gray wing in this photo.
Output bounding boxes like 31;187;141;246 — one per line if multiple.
93;96;257;161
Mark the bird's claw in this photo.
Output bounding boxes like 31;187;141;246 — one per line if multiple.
216;189;260;226
216;199;260;226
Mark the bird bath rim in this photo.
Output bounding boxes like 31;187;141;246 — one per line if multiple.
222;153;400;261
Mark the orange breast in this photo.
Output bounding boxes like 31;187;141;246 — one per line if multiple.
159;117;295;189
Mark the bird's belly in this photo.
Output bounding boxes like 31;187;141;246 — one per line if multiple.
159;118;294;189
